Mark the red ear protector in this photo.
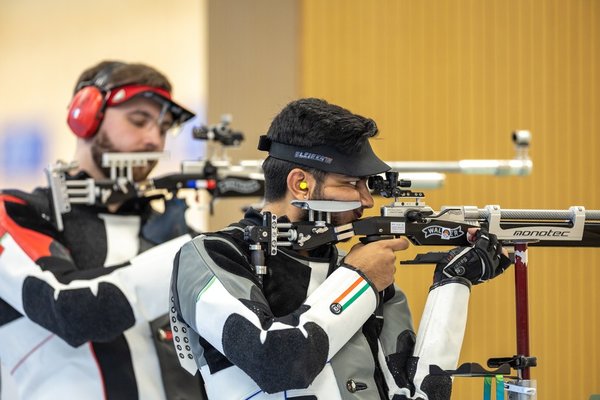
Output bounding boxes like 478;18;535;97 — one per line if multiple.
67;84;173;139
67;85;108;138
67;63;125;139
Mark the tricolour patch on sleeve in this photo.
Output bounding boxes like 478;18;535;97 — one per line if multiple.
330;276;371;315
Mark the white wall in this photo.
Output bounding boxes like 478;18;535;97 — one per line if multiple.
0;0;207;189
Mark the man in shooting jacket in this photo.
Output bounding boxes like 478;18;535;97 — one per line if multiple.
171;98;512;399
0;60;206;399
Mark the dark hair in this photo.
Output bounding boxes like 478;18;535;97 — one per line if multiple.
73;60;172;95
262;98;379;201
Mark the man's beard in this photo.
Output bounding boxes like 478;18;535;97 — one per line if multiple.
91;130;158;182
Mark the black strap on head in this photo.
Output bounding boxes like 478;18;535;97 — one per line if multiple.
258;135;390;177
75;62;127;93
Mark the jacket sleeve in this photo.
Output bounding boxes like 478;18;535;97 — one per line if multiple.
172;233;379;394
0;194;190;347
378;279;472;400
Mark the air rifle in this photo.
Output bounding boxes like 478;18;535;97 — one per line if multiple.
386;130;533;176
244;171;600;257
45;117;264;231
243;171;600;392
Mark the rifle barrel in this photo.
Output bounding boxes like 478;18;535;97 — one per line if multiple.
461;208;600;221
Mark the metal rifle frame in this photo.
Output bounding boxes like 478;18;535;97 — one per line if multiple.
45;116;263;231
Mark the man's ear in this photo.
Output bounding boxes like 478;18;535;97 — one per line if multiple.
287;168;316;200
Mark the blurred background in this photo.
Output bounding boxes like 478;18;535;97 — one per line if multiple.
1;0;598;398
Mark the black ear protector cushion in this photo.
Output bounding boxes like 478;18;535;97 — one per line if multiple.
67;62;125;139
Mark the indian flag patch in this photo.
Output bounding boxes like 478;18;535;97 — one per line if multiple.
330;277;370;315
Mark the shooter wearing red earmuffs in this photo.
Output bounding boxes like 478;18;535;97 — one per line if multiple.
0;60;206;400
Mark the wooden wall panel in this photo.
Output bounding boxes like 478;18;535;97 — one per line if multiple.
207;0;299;231
301;0;599;398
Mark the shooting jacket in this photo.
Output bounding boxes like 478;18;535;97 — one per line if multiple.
0;174;205;400
172;208;421;400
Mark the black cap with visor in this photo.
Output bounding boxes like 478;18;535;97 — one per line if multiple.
258;135;390;177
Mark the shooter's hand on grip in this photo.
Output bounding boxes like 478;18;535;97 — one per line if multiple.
344;237;409;291
434;229;512;284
